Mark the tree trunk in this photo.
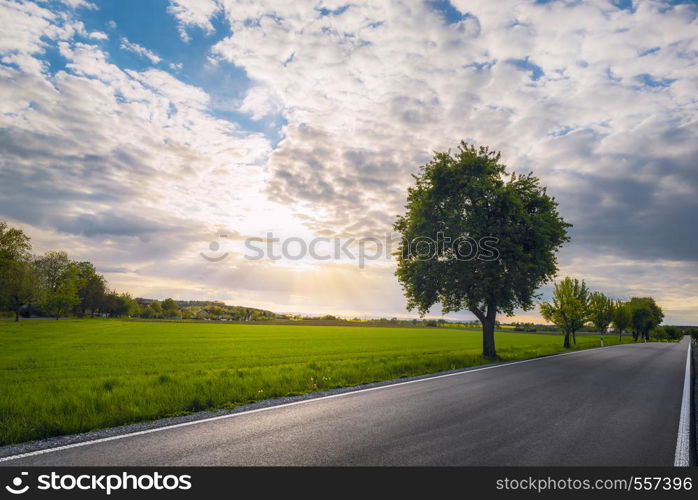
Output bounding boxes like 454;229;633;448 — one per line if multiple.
472;305;497;360
563;331;571;349
14;310;19;322
619;330;622;342
572;331;577;345
482;317;497;360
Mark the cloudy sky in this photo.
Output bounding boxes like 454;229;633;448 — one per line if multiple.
1;0;697;323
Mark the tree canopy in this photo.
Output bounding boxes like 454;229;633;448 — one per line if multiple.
394;142;570;358
611;300;632;340
162;298;180;318
0;221;31;263
588;292;614;335
628;297;664;342
539;277;589;348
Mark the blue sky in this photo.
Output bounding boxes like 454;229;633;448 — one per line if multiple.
38;0;284;143
1;0;697;323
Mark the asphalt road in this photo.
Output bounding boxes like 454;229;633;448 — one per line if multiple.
2;338;690;466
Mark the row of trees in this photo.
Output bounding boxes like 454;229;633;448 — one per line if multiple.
147;301;275;321
0;222;160;320
1;221;278;321
539;277;666;348
0;221;142;320
392;143;683;358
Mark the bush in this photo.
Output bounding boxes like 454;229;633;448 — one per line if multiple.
650;326;668;341
663;325;682;341
689;328;698;342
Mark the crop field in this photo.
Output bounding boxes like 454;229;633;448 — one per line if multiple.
0;319;631;445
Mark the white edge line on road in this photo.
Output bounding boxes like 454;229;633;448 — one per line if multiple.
0;341;641;463
674;340;692;467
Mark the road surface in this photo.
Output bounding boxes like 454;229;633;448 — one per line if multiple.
1;338;691;466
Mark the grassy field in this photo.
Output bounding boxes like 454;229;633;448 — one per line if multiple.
0;319;631;445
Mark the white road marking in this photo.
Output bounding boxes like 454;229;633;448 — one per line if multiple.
674;340;692;467
0;341;641;463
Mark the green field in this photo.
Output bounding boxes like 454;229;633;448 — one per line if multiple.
0;319;631;445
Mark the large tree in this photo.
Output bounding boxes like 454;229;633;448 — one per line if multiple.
0;260;44;321
35;252;80;319
41;263;80;319
628;297;664;342
0;220;31;263
74;261;107;316
0;221;37;320
35;251;72;291
394;143;570;359
540;277;589;349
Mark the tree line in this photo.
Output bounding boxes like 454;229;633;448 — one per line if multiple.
0;221;277;321
0;221;141;320
539;276;679;348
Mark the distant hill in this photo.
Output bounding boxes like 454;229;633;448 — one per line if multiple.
135;298;277;320
136;298;227;308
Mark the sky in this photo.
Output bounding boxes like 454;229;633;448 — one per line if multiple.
0;0;697;323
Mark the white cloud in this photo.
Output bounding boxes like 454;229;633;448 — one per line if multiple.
239;85;281;120
59;0;97;10
119;36;162;64
167;0;223;42
88;31;108;40
0;0;85;74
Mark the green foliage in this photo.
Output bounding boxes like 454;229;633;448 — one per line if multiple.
142;300;163;319
0;221;32;262
394;142;570;358
539;277;589;348
118;293;142;317
0;222;38;321
661;325;682;341
74;261;107;316
41;263;80;319
34;251;72;291
0;260;44;321
587;292;614;333
612;300;632;337
627;297;664;342
650;326;668;341
161;298;179;318
688;328;698;342
178;303;276;321
0;320;632;445
150;300;162;315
